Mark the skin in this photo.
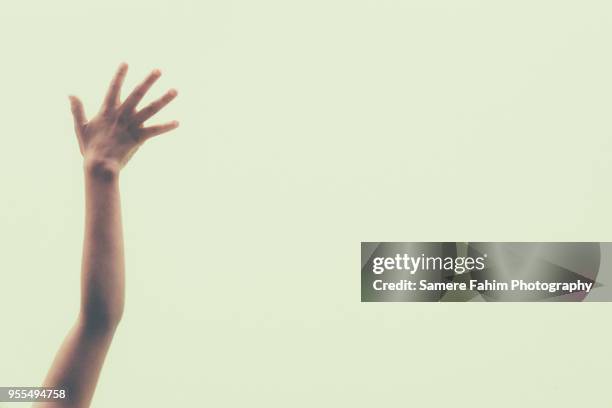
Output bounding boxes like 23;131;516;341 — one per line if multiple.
32;63;179;408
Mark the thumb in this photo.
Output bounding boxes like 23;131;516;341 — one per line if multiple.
68;95;87;134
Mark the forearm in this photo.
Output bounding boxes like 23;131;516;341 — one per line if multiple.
36;161;125;406
80;159;125;330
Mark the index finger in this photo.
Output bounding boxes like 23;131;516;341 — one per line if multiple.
102;62;128;112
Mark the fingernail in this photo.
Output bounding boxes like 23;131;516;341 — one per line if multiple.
168;89;178;97
152;69;162;77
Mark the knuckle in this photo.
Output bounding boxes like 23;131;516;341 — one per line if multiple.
117;112;131;125
132;130;144;143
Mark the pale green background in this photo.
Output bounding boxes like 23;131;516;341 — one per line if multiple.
0;0;611;407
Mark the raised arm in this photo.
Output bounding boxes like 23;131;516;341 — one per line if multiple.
34;63;178;408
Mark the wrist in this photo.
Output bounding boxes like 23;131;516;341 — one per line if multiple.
83;158;121;182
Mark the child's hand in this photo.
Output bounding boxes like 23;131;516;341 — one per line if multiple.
69;63;179;176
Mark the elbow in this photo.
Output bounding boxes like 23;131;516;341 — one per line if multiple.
80;304;124;335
